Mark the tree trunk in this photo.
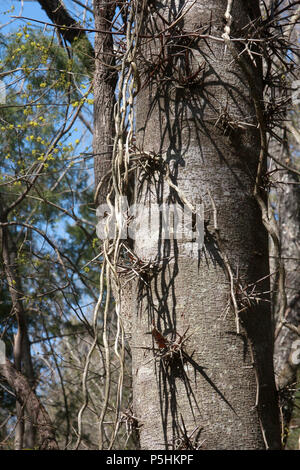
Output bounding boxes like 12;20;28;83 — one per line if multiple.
93;1;117;206
0;197;36;449
272;2;300;391
274;167;300;388
122;0;281;450
0;359;58;450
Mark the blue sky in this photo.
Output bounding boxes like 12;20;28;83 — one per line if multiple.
0;1;49;32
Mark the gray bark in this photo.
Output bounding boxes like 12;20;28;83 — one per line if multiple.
124;0;281;450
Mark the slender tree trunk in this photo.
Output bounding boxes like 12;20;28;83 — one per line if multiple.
0;360;58;450
274;160;300;389
0;197;36;449
272;3;300;391
121;0;281;450
93;1;117;206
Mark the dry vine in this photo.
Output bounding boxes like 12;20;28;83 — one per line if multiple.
76;1;147;450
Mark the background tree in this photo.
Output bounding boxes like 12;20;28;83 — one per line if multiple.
0;15;98;449
264;0;300;446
